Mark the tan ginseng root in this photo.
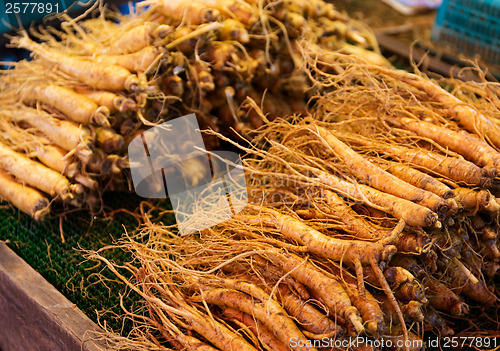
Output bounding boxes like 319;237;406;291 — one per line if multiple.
245;248;366;335
0;114;97;191
221;307;289;351
5;107;93;162
377;67;500;149
422;274;469;316
0;121;95;191
92;255;259;351
338;132;496;188
452;187;500;213
11;33;141;91
237;132;439;228
139;0;221;25
275;283;342;339
373;158;454;200
191;287;315;351
74;88;137;113
361;265;415;292
394;231;432;255
325;264;385;336
34;143;97;190
95;128;125;154
386;117;500;170
0;140;75;200
389;255;425;280
376;293;425;326
293;123;455;216
313;169;439;228
93;46;166;73
0;169;49;220
322;190;390;241
443;257;497;306
234;269;343;339
94;22;171;55
20;83;110;127
294;188;390;241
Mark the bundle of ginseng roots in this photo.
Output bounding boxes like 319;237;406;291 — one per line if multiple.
0;0;385;219
88;55;500;350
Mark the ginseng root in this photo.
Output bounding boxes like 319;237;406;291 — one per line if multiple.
0;169;49;220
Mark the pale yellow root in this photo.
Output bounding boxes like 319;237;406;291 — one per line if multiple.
0;169;49;220
314;169;439;228
93;46;165;73
6;107;91;152
193;288;316;351
12;34;140;91
0;140;72;199
21;84;110;126
75;88;137;113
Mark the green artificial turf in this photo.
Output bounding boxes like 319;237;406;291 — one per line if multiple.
0;191;174;334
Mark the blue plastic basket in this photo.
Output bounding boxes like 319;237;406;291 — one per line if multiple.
431;0;500;64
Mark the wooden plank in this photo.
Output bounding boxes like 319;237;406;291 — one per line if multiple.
0;242;106;351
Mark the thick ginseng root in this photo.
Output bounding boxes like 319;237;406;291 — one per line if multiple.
445;258;496;306
95;128;125;154
314;169;439;227
326;265;384;336
0;141;72;199
6;107;92;153
307;125;452;215
35;145;97;190
395;232;432;254
393;281;426;303
93;46;165;73
381;68;500;149
375;158;454;200
193;288;316;351
323;190;389;240
238;270;340;337
12;34;140;91
239;205;396;265
218;19;250;43
345;133;495;187
204;0;258;25
143;0;220;25
221;307;289;351
387;117;500;170
452;188;500;213
0;169;49;220
361;265;414;290
21;84;110;126
275;283;342;338
423;275;468;316
260;249;365;334
75;88;137;113
95;22;171;55
377;294;424;325
96;255;259;351
33;144;69;174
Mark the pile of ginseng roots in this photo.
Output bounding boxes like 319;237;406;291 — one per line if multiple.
88;54;500;351
0;0;386;219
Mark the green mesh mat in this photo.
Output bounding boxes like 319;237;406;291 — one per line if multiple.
0;191;174;334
